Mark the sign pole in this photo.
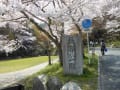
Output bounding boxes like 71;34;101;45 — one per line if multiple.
87;31;90;64
87;31;89;52
81;18;92;64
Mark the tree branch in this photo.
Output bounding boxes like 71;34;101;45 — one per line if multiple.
47;17;58;42
31;18;58;45
21;11;58;45
24;10;48;24
1;16;26;22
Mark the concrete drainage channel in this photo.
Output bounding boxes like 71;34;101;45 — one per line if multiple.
0;84;24;90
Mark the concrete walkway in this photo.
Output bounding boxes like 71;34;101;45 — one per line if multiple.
99;55;120;90
0;59;58;89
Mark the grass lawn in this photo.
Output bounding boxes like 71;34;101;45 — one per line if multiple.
0;56;58;73
22;54;98;90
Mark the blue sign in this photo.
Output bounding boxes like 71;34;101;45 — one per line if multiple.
82;19;92;29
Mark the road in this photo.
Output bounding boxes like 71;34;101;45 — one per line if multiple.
90;47;120;56
99;56;120;90
96;48;120;90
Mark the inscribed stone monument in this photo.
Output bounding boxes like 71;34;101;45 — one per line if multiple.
62;34;83;75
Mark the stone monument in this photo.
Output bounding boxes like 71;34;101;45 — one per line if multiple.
62;34;83;75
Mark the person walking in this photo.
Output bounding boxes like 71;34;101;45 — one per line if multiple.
101;40;106;56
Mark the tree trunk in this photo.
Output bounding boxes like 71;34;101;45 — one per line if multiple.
78;28;85;58
47;41;52;65
74;24;85;58
57;44;63;66
48;49;52;65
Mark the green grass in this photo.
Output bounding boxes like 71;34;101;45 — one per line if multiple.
22;54;98;90
110;41;120;48
0;56;58;73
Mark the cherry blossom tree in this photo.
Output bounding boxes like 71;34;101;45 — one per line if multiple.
99;0;120;32
0;0;119;65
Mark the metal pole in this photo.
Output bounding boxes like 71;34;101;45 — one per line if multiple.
87;32;89;53
87;31;90;64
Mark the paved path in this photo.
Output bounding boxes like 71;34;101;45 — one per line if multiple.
99;55;120;90
0;59;58;89
91;47;120;56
